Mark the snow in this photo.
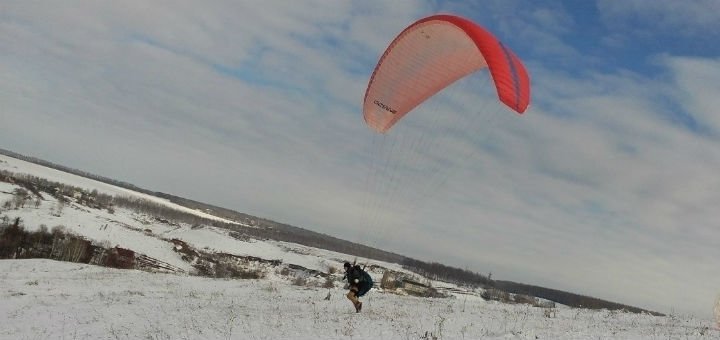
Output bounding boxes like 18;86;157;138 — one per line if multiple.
1;174;400;276
0;154;239;224
1;182;362;274
0;189;193;271
2;154;720;338
1;259;717;339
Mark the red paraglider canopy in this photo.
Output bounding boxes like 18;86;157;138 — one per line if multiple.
363;14;531;133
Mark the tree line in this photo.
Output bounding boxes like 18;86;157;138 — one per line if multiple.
494;280;664;316
0;217;133;269
401;258;492;288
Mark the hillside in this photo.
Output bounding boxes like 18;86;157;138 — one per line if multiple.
0;150;664;315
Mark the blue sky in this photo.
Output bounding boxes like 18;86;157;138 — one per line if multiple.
2;1;719;317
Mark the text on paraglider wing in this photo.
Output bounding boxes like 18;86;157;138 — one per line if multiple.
373;100;397;114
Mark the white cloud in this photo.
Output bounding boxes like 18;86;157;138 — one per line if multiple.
0;0;436;240
661;56;720;134
597;0;720;36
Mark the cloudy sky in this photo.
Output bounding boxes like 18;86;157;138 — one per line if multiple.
2;1;719;317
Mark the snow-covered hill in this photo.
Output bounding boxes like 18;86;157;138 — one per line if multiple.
2;153;719;339
0;154;236;224
0;153;420;289
1;154;387;273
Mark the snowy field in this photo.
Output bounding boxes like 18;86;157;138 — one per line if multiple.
0;154;408;276
2;154;720;339
0;154;238;224
1;260;718;340
0;176;400;276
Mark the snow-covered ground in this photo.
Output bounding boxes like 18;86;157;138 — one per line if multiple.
0;156;408;277
0;154;238;224
1;259;717;339
2;154;720;339
0;177;393;276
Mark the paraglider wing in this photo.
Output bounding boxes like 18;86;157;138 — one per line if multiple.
363;14;531;133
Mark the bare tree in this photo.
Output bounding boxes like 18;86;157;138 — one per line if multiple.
54;197;66;217
12;188;29;209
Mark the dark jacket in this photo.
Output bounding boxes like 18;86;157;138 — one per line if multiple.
344;265;362;284
345;265;373;290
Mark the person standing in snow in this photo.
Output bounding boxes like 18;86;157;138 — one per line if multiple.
343;262;373;312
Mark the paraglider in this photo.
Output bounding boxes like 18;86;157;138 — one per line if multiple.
342;261;373;313
363;14;531;133
355;13;532;264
